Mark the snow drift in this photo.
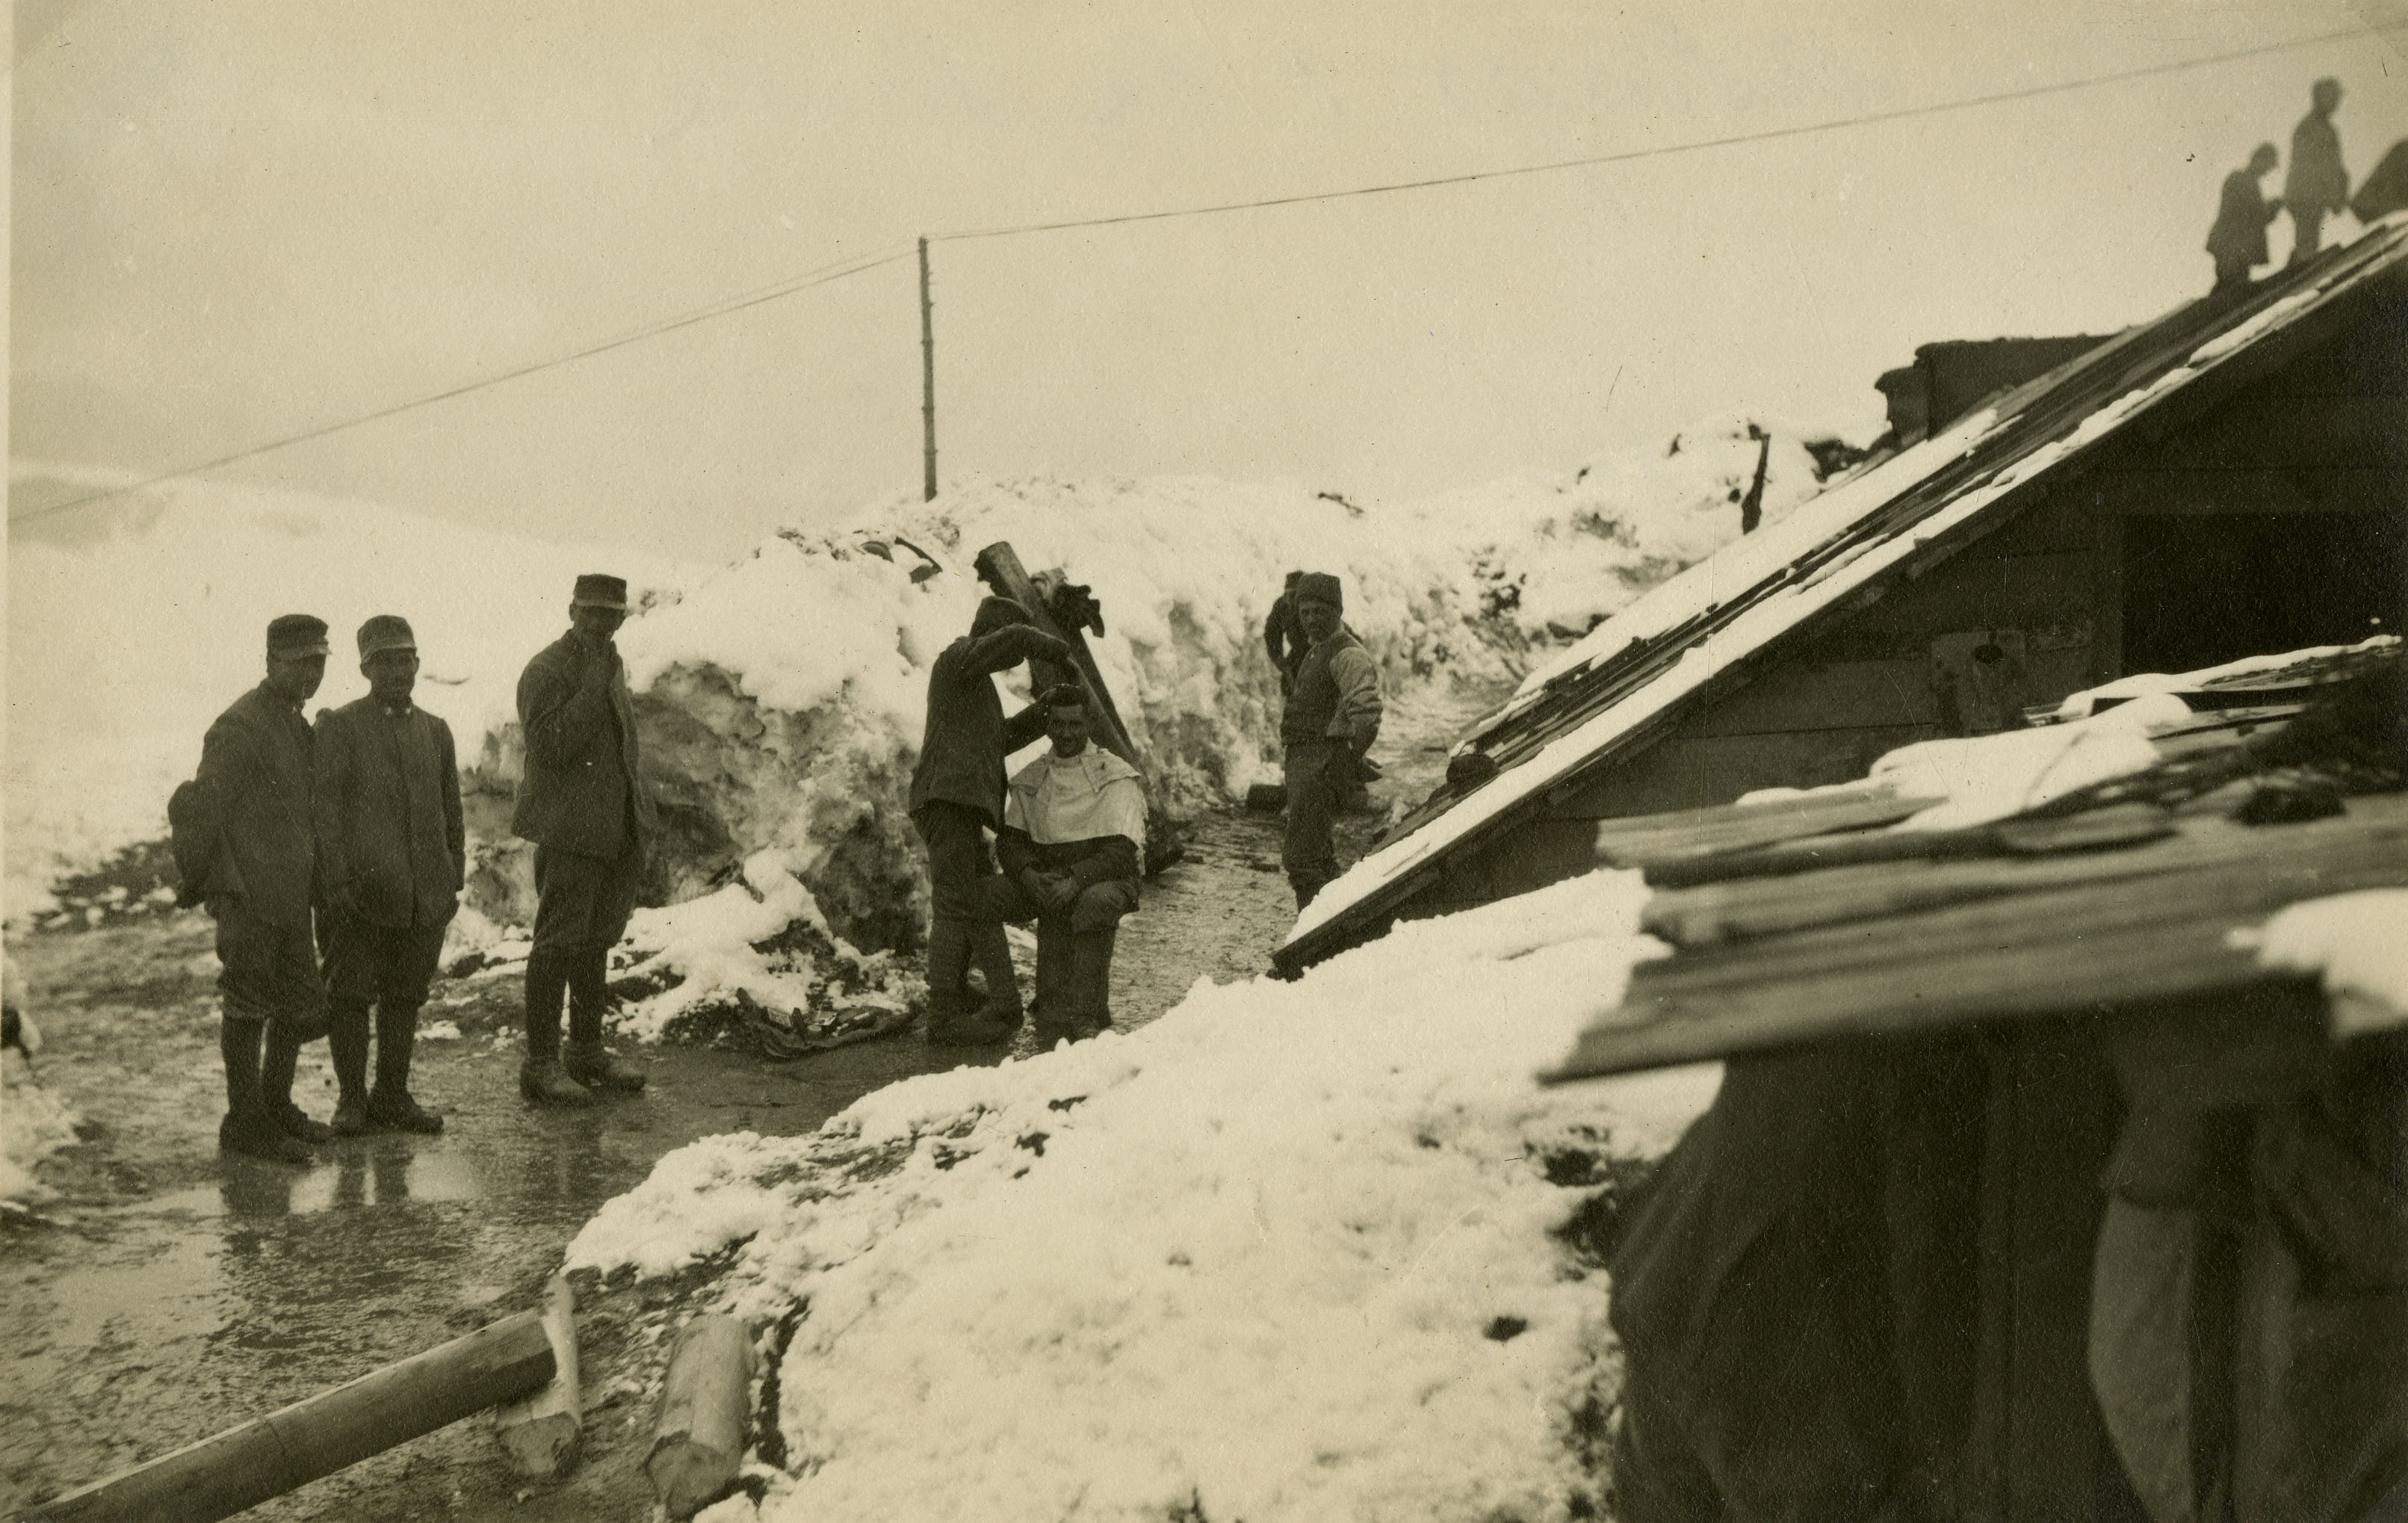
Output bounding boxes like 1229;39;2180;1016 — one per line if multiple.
566;867;1722;1523
10;418;1849;1037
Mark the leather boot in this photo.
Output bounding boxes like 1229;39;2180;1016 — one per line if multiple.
1030;917;1080;1045
924;918;1012;1045
327;999;374;1135
261;1016;332;1144
566;948;646;1093
367;1002;442;1132
220;1017;310;1164
966;920;1025;1034
520;952;593;1106
1066;924;1118;1039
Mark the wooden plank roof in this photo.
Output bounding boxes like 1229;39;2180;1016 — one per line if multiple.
1273;217;2408;976
1543;790;2408;1084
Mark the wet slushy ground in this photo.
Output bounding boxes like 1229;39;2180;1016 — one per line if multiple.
0;801;1374;1519
3;679;1495;1519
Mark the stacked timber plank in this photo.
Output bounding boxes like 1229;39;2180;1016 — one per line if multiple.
1546;789;2408;1083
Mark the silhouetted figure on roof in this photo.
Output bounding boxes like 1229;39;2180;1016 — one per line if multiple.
2285;78;2350;263
2208;143;2282;300
2351;138;2408;225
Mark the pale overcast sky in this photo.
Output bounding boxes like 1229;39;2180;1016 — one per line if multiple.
14;1;2408;558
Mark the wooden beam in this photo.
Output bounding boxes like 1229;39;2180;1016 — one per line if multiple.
646;1315;756;1521
493;1273;583;1479
11;1311;554;1523
972;541;1142;774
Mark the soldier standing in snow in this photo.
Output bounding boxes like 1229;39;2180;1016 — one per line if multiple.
512;573;654;1105
1263;569;1307;696
909;596;1074;1045
989;685;1146;1045
312;615;462;1134
1279;572;1381;910
2285;77;2350;263
173;614;335;1164
2208;143;2282;299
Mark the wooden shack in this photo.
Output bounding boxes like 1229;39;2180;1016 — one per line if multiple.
1274;217;2408;977
1533;663;2408;1520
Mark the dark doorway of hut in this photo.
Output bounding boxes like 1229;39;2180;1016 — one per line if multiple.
2122;508;2405;675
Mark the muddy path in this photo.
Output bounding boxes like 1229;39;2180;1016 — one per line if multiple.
1;681;1494;1519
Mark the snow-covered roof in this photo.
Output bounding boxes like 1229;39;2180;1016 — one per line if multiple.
1274;214;2408;975
1542;679;2408;1082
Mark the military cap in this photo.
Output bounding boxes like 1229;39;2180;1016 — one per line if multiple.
265;614;331;656
356;614;417;658
1295;572;1343;612
571;573;630;611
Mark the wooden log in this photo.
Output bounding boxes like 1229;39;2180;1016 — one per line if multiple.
10;1310;553;1523
492;1273;582;1479
972;541;1142;772
646;1314;756;1521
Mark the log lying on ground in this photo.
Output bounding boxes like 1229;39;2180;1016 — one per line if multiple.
8;1309;553;1523
647;1314;757;1520
493;1273;583;1479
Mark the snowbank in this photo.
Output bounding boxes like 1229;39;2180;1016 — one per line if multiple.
12;416;1851;1032
567;868;1720;1522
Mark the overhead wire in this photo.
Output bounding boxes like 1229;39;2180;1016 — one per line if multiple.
934;17;2407;242
10;242;917;525
16;15;2399;525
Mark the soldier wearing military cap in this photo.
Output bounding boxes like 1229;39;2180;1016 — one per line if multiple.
312;615;462;1134
510;573;655;1103
1278;572;1381;909
173;614;335;1164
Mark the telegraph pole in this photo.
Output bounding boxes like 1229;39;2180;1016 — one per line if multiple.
918;237;937;501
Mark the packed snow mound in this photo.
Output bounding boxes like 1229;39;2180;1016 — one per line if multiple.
567;867;1721;1522
592;421;1842;950
11;412;1848;970
5;463;696;921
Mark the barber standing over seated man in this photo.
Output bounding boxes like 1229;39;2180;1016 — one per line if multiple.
991;685;1146;1044
1280;572;1381;910
313;615;462;1134
178;614;335;1164
909;595;1074;1046
513;573;654;1105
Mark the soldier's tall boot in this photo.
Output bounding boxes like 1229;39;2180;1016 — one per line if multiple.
1066;924;1118;1039
326;998;374;1135
1030;918;1080;1045
925;918;1012;1045
261;1016;331;1145
220;1016;309;1164
965;920;1025;1035
519;951;594;1106
565;947;646;1093
368;1001;444;1132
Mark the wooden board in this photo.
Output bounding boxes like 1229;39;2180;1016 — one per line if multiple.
1547;800;2408;1081
1591;785;1945;868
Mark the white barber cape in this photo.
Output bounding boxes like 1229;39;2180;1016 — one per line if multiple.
1005;746;1147;854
